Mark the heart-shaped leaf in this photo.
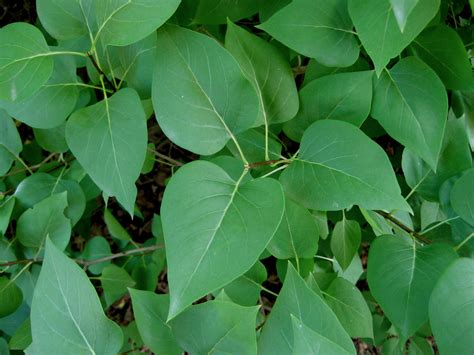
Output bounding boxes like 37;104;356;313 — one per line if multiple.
66;88;147;215
368;234;458;339
162;161;284;319
280;120;410;212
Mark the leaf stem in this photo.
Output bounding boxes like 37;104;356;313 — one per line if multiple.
246;158;292;169
88;52;116;90
419;216;460;235
147;148;184;167
374;210;431;244
242;276;279;297
454;233;474;252
0;244;164;269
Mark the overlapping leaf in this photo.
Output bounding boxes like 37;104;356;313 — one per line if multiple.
368;235;458;339
258;0;359;67
153;25;259;156
372;57;447;170
162;161;284;319
0;23;53;102
280;120;410;212
66;88;147;215
28;239;122;354
349;0;440;74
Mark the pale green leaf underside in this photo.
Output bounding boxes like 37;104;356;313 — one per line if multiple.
29;239;122;354
367;235;458;339
280;120;410;212
390;0;419;31
162;161;284;319
153;25;259;156
66;88;147;215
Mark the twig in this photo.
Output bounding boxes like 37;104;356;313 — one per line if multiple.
246;159;291;169
0;244;164;269
87;51;116;91
374;210;431;244
147;148;184;167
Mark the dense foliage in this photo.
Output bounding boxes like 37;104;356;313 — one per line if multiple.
0;0;473;354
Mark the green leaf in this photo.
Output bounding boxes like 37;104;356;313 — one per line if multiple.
105;33;158;99
100;265;136;306
323;277;373;339
429;258;474;355
333;253;364;285
104;208;131;241
0;235;17;272
0;276;23;318
129;290;181;355
0;55;78;129
152;25;259;156
402;119;472;200
0;110;22;176
34;124;68;153
162;161;284;319
372;57;447;170
349;0;440;75
283;71;373;142
9;317;32;350
0;23;53;102
367;234;458;339
94;0;180;46
267;196;319;260
37;0;93;41
258;0;359;67
450;169;474;226
330;218;361;271
194;0;259;24
38;0;180;46
0;196;15;235
258;264;355;354
29;239;122;354
17;192;71;251
66;88;147;216
218;261;267;306
291;316;354;355
80;236;112;275
408;336;434;355
258;0;291;22
390;0;418;32
227;129;282;163
14;173;86;226
280;120;410;212
225;21;299;125
171;300;259;354
411;25;473;90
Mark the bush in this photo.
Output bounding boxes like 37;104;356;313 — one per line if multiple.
0;0;473;354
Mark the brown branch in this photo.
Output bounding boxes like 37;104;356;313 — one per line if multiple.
0;244;164;269
246;159;291;169
374;210;431;244
86;52;116;91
